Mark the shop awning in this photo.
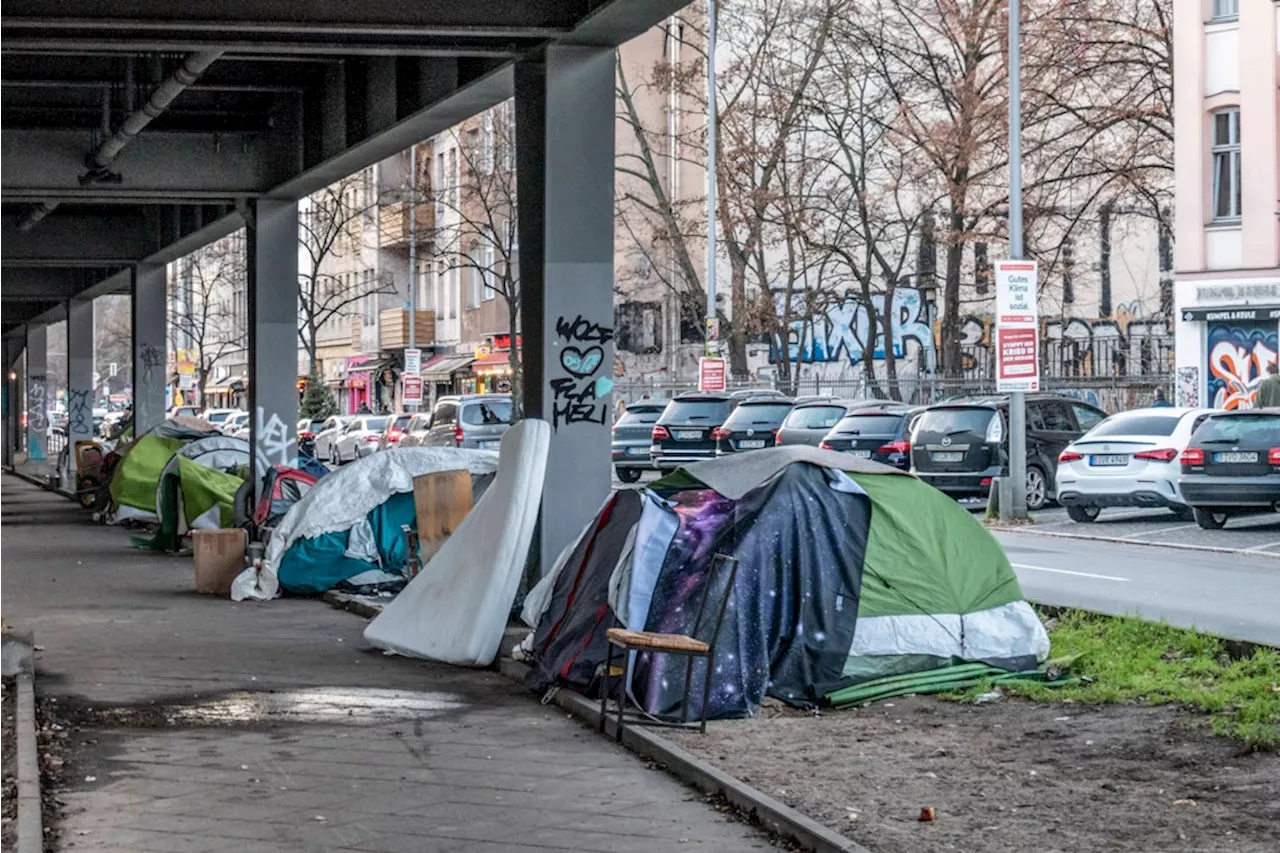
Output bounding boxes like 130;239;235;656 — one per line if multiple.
1180;305;1280;323
421;354;476;380
473;351;514;376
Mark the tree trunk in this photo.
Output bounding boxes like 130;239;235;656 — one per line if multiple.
882;280;901;400
941;204;965;379
727;248;749;378
506;294;523;422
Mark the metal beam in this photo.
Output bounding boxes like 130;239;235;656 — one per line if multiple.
1;37;524;57
0;268;105;300
2;214;152;264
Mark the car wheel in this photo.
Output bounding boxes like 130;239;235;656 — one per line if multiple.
1171;505;1194;521
1025;466;1048;511
1066;505;1100;523
1193;508;1228;530
616;467;642;483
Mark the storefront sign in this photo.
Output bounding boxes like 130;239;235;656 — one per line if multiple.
1181;306;1280;323
994;260;1040;391
698;357;727;392
1193;282;1280;304
402;375;423;406
403;347;422;377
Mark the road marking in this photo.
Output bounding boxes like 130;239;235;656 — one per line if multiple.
1241;540;1280;553
1010;563;1130;582
1119;523;1201;538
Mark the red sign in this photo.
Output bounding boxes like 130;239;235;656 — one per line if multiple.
402;375;423;405
698;357;727;392
997;328;1039;390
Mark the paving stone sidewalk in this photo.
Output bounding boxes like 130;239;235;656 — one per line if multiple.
2;475;774;852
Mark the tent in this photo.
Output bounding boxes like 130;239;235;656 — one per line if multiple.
105;416;223;523
232;461;327;542
523;446;1049;720
134;435;258;551
231;447;501;601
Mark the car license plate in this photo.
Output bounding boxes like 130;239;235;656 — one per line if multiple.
675;430;702;440
1215;451;1258;463
479;441;500;450
738;439;766;449
931;451;963;463
849;449;872;458
626;446;648;456
1089;454;1128;466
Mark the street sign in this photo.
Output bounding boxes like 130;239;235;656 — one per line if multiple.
698;357;727;392
994;260;1039;392
402;375;423;407
404;347;422;377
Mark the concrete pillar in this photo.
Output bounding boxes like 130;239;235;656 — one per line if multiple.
25;324;49;462
516;46;616;575
66;298;95;472
132;263;167;433
3;338;23;467
247;199;299;497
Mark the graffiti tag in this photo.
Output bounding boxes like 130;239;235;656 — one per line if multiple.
1206;322;1279;409
773;288;934;368
139;343;164;383
255;407;294;466
68;388;91;438
550;315;613;429
26;375;48;432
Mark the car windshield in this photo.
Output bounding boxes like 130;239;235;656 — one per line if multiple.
206;411;230;423
724;403;795;426
835;413;905;434
618;407;664;426
309;420;326;432
462;400;513;425
784;405;845;430
365;417;387;431
663;400;731;422
1194;413;1280;443
392;415;411;430
1085;413;1181;438
916;407;995;435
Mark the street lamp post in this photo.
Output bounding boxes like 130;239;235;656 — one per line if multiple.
705;0;717;356
1008;0;1028;517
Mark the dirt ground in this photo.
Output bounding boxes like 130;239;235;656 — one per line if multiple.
667;695;1280;853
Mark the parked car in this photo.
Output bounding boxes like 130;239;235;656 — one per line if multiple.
819;405;921;470
169;405;202;420
421;395;513;448
650;393;734;470
313;415;353;463
378;413;415;451
910;394;1107;510
221;411;250;436
729;388;786;400
201;408;241;430
296;418;326;457
1178;409;1280;529
332;415;389;463
776;399;889;448
713;397;796;456
396;412;433;448
1054;407;1216;522
612;401;668;482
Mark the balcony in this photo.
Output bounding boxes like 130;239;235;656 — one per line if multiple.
378;201;434;249
380;309;437;350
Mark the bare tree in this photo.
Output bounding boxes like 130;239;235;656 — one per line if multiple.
433;105;525;416
169;232;248;397
94;294;132;394
297;171;395;374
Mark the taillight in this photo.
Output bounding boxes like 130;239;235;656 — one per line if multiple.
818;440;833;450
299;431;314;440
387;432;402;443
711;427;731;440
1269;448;1280;465
454;425;464;446
878;440;911;455
652;425;670;440
1134;448;1178;462
1180;448;1205;466
1059;450;1084;463
773;429;782;446
363;435;379;442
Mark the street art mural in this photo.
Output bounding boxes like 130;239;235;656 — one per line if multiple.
771;288;936;371
1206;321;1279;409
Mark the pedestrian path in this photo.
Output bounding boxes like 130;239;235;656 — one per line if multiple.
1;475;772;852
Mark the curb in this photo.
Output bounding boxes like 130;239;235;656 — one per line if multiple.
497;658;869;853
14;671;43;853
320;590;386;620
989;524;1280;560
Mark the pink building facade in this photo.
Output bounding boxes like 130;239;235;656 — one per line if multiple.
1173;0;1280;408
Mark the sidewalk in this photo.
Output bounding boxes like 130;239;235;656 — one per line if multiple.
1;475;774;852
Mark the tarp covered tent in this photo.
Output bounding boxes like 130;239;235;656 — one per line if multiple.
231;447;500;601
134;435;257;551
523;447;1049;720
105;416;222;522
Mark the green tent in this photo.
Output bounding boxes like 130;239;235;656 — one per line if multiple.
134;435;251;551
106;416;223;519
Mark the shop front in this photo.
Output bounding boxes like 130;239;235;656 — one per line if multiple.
344;354;371;413
470;350;516;395
1174;280;1280;409
420;353;476;404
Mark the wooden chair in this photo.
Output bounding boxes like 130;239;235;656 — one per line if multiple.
599;553;740;740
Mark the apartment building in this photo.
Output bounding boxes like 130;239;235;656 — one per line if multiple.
1172;0;1280;408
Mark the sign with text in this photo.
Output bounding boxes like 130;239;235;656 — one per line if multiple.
698;357;727;392
995;260;1040;391
402;375;423;406
403;347;422;377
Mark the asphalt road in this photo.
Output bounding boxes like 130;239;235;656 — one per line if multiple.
996;529;1280;646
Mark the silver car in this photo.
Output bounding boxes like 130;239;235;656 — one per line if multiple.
396;412;433;448
421;395;513;449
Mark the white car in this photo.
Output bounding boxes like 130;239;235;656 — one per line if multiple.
202;408;242;431
331;415;389;464
1054;407;1217;522
313;415;353;463
221;411;250;435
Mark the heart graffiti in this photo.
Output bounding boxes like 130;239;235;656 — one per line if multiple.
560;346;603;377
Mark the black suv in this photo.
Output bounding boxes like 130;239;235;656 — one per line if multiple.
910;394;1107;510
1179;410;1280;529
650;393;734;470
820;405;921;470
713;397;796;456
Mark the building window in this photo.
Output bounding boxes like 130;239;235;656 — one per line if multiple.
435;259;446;319
467;247;483;309
481;110;494;175
1211;0;1238;22
482;239;496;301
1211;107;1241;221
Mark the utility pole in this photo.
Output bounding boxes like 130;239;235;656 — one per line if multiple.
1008;0;1028;517
705;0;717;356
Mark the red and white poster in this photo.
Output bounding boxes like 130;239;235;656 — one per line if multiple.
698;357;727;392
994;260;1040;392
402;375;423;407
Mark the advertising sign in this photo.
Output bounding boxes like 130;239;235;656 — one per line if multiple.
402;375;423;407
404;347;422;377
994;260;1040;392
698;357;727;392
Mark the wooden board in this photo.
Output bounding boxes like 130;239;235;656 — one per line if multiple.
412;469;473;564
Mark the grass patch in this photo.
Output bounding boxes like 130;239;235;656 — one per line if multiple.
962;609;1280;750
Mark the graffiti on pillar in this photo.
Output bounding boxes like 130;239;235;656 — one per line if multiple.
1206;322;1279;409
550;315;613;429
139;343;164;383
68;389;91;437
27;375;48;432
1176;366;1200;408
255;407;294;466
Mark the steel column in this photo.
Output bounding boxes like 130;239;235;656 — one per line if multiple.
65;298;95;473
131;263;167;433
25;324;49;463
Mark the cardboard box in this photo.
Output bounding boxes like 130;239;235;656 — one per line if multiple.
192;528;247;596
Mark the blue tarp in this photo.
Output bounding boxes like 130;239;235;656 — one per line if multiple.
277;491;416;595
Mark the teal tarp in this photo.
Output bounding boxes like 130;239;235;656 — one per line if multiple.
277;491;416;595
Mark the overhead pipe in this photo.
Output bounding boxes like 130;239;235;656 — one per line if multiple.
17;201;61;233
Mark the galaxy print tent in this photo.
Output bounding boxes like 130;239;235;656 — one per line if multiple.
522;447;1049;720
